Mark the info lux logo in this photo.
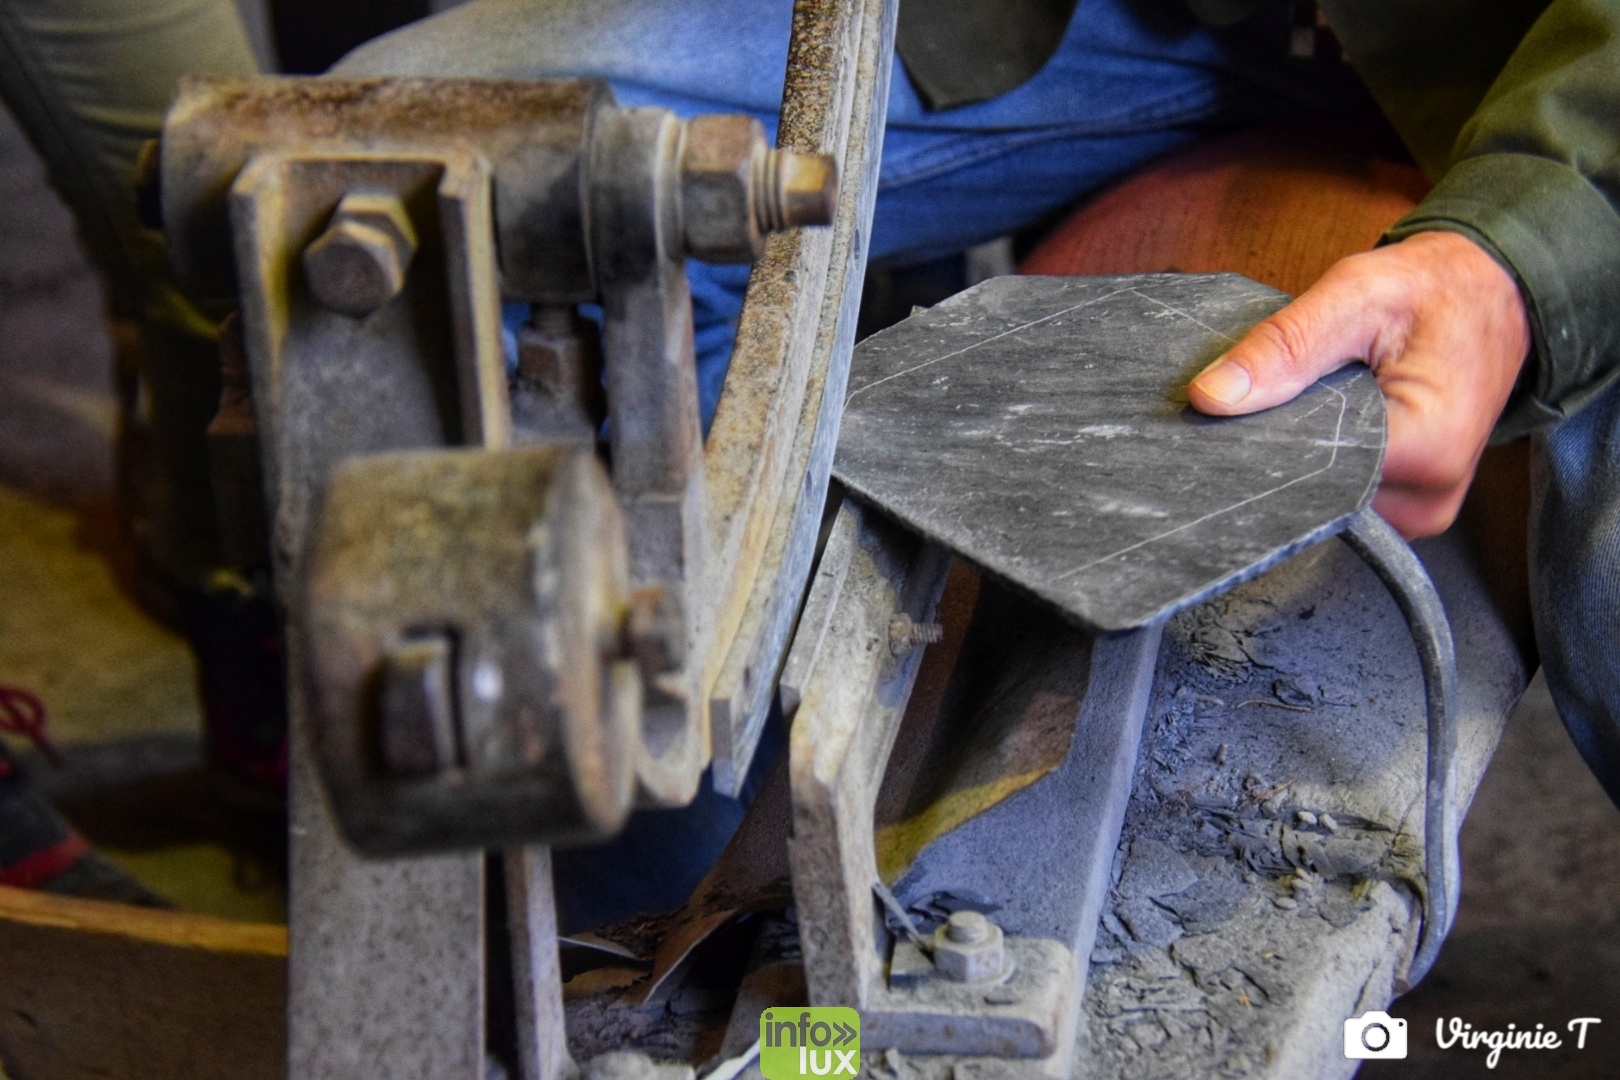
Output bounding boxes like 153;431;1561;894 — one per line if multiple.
759;1008;860;1080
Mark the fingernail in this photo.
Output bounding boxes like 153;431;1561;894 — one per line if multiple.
1192;361;1252;406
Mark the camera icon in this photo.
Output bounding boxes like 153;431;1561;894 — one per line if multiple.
1344;1011;1408;1059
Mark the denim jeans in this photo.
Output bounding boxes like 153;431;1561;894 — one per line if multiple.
1531;380;1620;810
338;0;1362;425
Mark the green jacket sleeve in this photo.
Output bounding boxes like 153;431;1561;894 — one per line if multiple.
1373;1;1620;440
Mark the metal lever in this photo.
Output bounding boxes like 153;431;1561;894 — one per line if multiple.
1341;506;1460;989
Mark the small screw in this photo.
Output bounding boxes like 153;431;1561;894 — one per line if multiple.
888;613;944;657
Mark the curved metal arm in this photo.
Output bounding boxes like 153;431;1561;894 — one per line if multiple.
1340;507;1459;989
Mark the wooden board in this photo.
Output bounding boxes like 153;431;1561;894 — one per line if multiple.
0;885;286;1080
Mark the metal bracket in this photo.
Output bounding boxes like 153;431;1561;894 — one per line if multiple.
877;935;1079;1059
156;70;840;1080
782;502;1102;1076
161;73;839;852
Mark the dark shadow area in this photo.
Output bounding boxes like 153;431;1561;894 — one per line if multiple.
270;0;431;74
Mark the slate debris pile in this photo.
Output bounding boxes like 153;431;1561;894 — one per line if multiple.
1193;800;1407;886
1073;541;1451;1079
1082;802;1405;1078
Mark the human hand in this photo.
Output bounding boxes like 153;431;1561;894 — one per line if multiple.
1187;231;1531;538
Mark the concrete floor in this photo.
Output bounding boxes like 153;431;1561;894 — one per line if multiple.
3;93;1619;1075
1355;675;1620;1078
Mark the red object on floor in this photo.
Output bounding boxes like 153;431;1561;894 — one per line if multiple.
0;833;90;888
0;683;61;767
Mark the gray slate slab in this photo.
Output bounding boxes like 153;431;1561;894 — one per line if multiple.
834;273;1385;631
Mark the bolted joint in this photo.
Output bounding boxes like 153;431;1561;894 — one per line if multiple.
679;114;838;263
302;190;418;316
378;633;458;779
517;305;604;417
888;612;945;658
933;910;1006;983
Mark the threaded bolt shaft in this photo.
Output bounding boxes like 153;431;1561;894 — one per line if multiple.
755;148;838;235
889;613;945;657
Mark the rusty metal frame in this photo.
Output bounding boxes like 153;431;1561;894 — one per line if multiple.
780;503;1104;1078
224;143;510;1080
219;1;899;1077
152;0;897;1073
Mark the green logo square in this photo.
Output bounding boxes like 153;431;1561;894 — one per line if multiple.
759;1008;860;1080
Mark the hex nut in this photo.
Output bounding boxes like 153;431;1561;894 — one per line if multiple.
680;114;768;263
933;910;1006;982
518;306;598;403
303;191;418;316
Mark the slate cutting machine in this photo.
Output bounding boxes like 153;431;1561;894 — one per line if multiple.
149;1;1519;1077
148;1;897;1076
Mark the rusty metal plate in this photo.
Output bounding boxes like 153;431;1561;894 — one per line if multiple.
833;273;1385;632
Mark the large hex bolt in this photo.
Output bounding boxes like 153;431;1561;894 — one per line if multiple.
302;190;418;316
679;114;838;263
933;910;1007;983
